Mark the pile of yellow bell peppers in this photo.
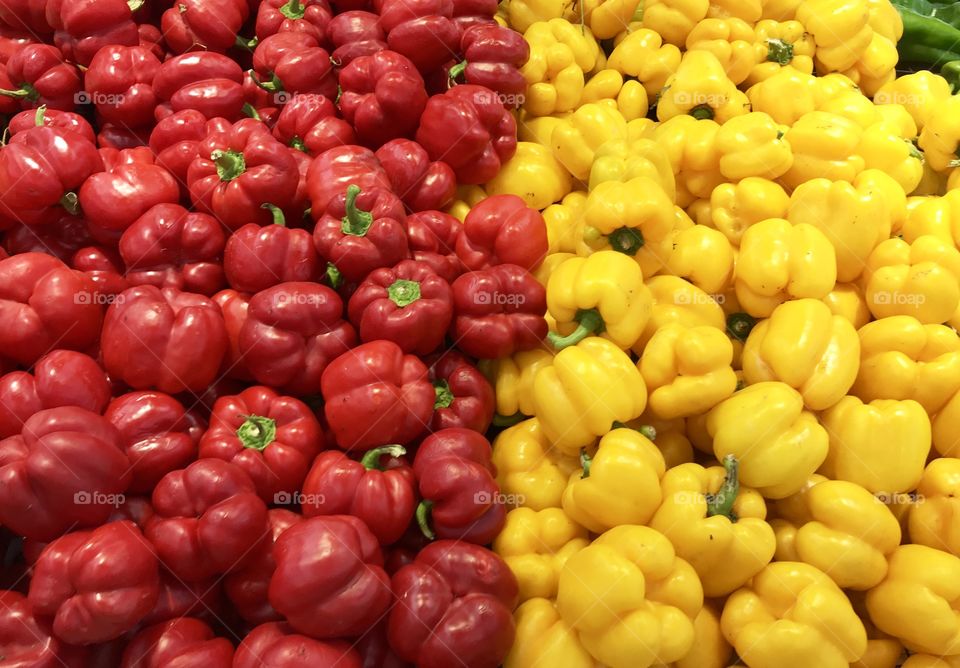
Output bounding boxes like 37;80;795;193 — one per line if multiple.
448;0;960;666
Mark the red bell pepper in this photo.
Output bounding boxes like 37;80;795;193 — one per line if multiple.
322;340;434;451
0;253;104;365
121;618;234;667
347;259;453;355
268;515;392;638
405;210;464;282
428;350;494;433
142;571;223;626
119;203;227;296
83;45;161;128
109;495;155;528
138;23;164;59
28;520;159;644
338;51;428;149
235;622;363;668
256;0;332;43
375;138;458;212
388;541;517;668
239;282;356;395
0;27;35;64
224;210;318;294
358;621;412;668
78;158;179;245
450;263;548;358
456;193;549;270
0;44;81;111
146;458;269;581
449;23;528;103
150;110;233;189
306;144;393;214
153;53;246;122
97;144;154;169
4;212;91;262
96;124;151;150
415;84;518;184
313;185;410;283
0;349;110;439
199;386;324;502
376;0;460;74
451;0;498;35
212;289;254;382
101;285;228;394
47;0;140;66
301;445;416;545
252;32;337;103
412;427;505;543
105;391;203;494
224;508;302;625
0;590;88;667
187;118;301;229
0;0;52;36
161;0;249;54
272;93;356;154
7;106;94;142
72;245;129;298
327;10;386;66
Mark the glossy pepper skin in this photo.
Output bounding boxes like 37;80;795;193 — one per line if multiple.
224;210;318;294
910;458;960;556
0;590;88;666
102;286;228;395
557;525;703;668
199;387;324;503
234;622;363;668
551;103;629;182
306;144;393;214
120;618;235;668
0;44;81;111
780;110;865;189
47;0;140;67
491;418;579;511
485;141;572;213
83;45;160;128
252;32;338;102
339;50;428;149
327;10;388;66
146;459;269;582
301;445;415;545
413;428;506;544
152;53;246;122
450;264;548;359
480;349;553;424
505;597;596;668
255;0;333;42
389;540;518;668
452;23;529;101
707;382;829;499
721;561;868;667
456;194;548;271
428;351;494;433
520;19;603;117
269;515;392;638
562;427;665;533
657;50;749;123
376;0;459;73
416;84;518;185
348;259;453;355
160;0;249;54
239;282;356;395
587;137;675;198
533;337;647;455
322;340;434;451
375;139;458;213
272;93;356;155
918;92;960;172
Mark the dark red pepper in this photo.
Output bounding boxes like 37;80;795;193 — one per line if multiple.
141;571;223;626
225;209;318;293
450;0;498;35
234;622;363;668
256;0;332;43
271;93;356;154
160;0;249;54
4;212;92;262
449;23;528;104
149;110;233;189
97;124;151;150
120;618;235;667
357;621;413;668
212;288;254;382
327;10;386;66
0;43;82;111
428;350;494;433
376;0;460;74
0;590;88;667
84;45;161;128
456;193;549;270
153;53;246;122
375;138;458;212
252;32;337;102
47;0;140;66
405;210;464;282
0;0;52;36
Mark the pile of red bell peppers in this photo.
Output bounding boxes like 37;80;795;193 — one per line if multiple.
0;0;548;665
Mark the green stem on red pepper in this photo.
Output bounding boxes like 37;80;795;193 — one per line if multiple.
416;500;436;540
34;105;46;127
212;149;246;182
243;102;261;120
279;0;305;19
325;262;342;289
127;0;145;10
60;192;79;216
706;454;740;521
448;60;467;87
547;308;606;349
261;203;286;226
433;380;454;409
360;445;406;471
235;35;259;51
340;185;374;236
387;279;421;307
607;226;644;255
236;415;277;451
0;82;38;101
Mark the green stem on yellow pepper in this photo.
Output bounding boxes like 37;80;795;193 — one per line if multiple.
548;308;606;349
706;454;739;520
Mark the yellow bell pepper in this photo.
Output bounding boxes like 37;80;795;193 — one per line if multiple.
771;478;901;589
493;507;589;602
546;251;652;351
903;656;960;668
491;418;581;511
587;137;676;199
657;51;750;124
640;323;738;419
707;0;761;21
715;111;793;181
735;218;838;318
919;95;960;173
786;170;899;283
579;69;649;121
607;28;682;96
795;0;873;72
505;0;572;32
875;71;952;132
902;190;960;245
445;184;488;222
647;114;722;206
746;67;820;125
533;252;574;289
761;0;800;19
866;0;903;41
641;0;710;46
817;89;883;130
485;141;572;211
745;19;815;86
521;19;603;117
909;458;960;558
533;337;647;454
557;524;704;668
550;103;628;181
685;18;758;86
650;456;776;596
561;427;666;533
517;113;567;146
707;381;829;498
721;561;869;667
480;348;555;422
677;603;735;668
874;100;919;139
582;0;642;38
863;235;960;324
866;544;960;655
627;412;695;467
820;396;931;494
824;282;872;329
710;177;790;246
663;225;735;294
853;315;960;415
780;111;866;189
742;298;859;411
686;198;712;227
505;598;595;668
858;122;925;193
847;589;907;668
933;381;960;455
543;192;586;257
635;274;727;351
840;31;899;96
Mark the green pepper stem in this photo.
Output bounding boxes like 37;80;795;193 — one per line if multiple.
211;149;246;182
34;105;46;127
360;445;406;470
579;449;593;478
607;226;644;255
706;454;740;520
612;421;656;440
340;184;374;236
242;102;261;120
325;262;342;289
261;203;286;226
236;415;277;451
433;380;454;409
0;83;37;101
765;38;794;65
128;0;145;10
726;312;757;343
689;104;715;120
943;60;960;93
236;35;258;51
60;192;79;216
290;137;307;152
547;308;605;349
387;279;421;307
492;412;525;427
279;0;305;19
416;500;436;540
448;60;467;85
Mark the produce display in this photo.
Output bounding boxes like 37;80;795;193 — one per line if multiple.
1;0;960;665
